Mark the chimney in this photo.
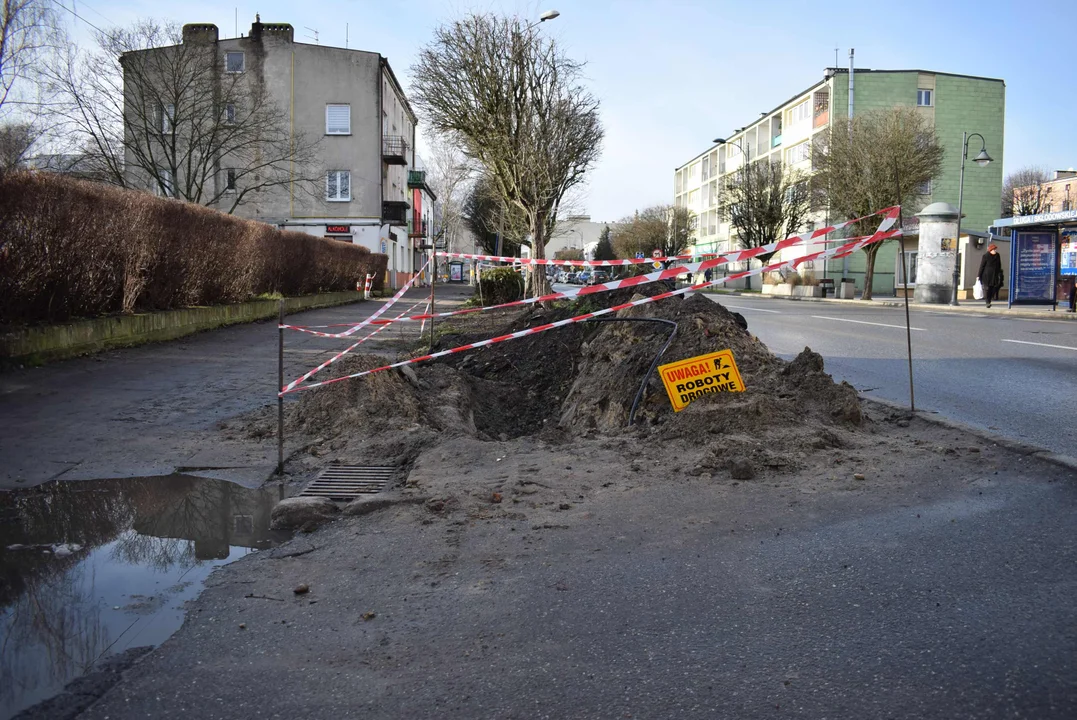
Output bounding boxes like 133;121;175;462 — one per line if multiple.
181;23;219;45
249;16;294;43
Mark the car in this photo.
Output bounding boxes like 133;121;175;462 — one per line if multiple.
587;271;609;286
556;270;571;284
576;271;592;285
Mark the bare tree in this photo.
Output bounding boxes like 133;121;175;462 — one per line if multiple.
716;159;812;290
1002;166;1053;217
411;13;603;296
424;133;472;253
0;0;55;117
612;205;695;261
42;20;320;212
813;107;943;300
463;172;529;256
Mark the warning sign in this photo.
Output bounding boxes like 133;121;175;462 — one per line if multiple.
658;349;745;412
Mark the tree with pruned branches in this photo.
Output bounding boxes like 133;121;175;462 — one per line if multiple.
42;20;320;212
1002;166;1053;218
716;159;812;290
410;13;603;296
813;107;944;300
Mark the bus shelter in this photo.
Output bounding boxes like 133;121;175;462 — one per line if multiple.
990;209;1077;311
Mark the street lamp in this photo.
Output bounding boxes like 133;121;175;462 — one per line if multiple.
950;131;993;306
527;10;560;29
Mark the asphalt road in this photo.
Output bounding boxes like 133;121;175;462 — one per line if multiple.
699;294;1077;457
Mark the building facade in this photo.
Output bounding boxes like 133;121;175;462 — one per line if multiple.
1017;169;1077;214
673;68;1006;296
545;216;612;260
123;19;424;289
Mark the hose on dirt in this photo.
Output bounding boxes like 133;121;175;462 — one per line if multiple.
583;317;678;427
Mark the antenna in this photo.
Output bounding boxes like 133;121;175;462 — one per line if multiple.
235;8;238;37
346;23;349;49
304;26;319;44
834;45;838;68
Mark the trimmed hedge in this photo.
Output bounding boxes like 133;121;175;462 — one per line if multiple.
478;266;524;304
0;171;387;325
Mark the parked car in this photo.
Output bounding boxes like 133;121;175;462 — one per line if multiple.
576;271;592;285
555;270;571;284
587;271;609;286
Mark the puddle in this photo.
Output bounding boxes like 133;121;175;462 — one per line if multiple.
0;474;290;719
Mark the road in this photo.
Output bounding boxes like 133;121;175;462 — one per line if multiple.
699;293;1076;456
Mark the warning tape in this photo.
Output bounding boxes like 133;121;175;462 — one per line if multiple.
435;207;898;267
281;298;428;393
304;256;431;339
282;206;900;339
281;224;901;395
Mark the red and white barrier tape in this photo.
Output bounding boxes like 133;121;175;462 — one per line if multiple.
281;298;429;393
435;207;897;267
282;206;899;338
306;256;430;339
281;224;900;395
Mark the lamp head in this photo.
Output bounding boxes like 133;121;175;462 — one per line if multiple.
713;138;726;145
973;148;992;167
539;9;560;21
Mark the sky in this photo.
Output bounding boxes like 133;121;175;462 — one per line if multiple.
56;0;1077;222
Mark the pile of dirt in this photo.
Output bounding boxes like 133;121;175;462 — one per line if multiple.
266;290;863;482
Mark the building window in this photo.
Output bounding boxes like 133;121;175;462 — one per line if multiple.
900;251;918;285
917;179;932;195
917;89;933;106
225;168;237;192
161;103;175;134
326;170;351;201
158;169;174;198
785;98;811;126
784;141;809;165
326;104;351;135
225;103;236;124
225;51;244;73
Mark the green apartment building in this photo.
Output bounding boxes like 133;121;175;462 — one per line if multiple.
674;67;1006;296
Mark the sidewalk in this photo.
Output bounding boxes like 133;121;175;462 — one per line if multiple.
699;287;1077;321
0;283;475;489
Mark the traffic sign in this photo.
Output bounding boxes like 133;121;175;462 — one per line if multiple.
652;248;662;259
635;252;645;260
652;261;663;270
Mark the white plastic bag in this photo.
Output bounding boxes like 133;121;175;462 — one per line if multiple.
973;279;984;300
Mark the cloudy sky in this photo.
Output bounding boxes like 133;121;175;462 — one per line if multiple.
59;0;1077;222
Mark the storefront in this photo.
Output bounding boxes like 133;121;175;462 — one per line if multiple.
991;209;1077;311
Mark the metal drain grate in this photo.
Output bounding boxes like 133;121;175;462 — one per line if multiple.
299;466;395;500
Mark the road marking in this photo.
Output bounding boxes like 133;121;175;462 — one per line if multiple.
1001;339;1077;351
723;304;781;314
811;316;925;331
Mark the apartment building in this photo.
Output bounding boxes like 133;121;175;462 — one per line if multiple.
546;216;613;259
674;68;1005;296
1022;170;1077;213
122;19;422;288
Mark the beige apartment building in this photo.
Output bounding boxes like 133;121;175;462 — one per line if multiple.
123;19;426;288
1027;170;1077;213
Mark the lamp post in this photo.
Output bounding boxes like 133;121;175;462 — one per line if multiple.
950;131;992;306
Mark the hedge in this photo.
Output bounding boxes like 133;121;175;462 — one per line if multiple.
0;171;388;325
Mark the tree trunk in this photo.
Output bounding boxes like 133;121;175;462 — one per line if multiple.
531;211;551;298
861;246;879;301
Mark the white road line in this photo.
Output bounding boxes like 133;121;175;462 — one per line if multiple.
1001;339;1077;351
723;304;781;314
811;316;926;331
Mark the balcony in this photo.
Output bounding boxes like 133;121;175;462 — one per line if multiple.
382;200;409;226
407;169;428;189
382;135;409;165
771;134;782;148
408;219;429;239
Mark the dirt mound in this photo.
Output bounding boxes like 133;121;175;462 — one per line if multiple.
261;289;865;481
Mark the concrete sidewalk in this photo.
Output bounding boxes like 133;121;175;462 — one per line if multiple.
0;283;475;489
700;287;1077;321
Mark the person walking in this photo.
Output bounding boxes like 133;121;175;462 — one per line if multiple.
977;244;1004;308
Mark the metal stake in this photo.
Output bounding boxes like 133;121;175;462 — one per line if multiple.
428;248;437;345
277;299;285;475
894;162;915;412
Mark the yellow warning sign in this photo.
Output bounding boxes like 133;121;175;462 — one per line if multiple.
658;349;745;412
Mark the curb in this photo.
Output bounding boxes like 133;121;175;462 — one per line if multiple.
861;396;1077;473
699;288;1077;321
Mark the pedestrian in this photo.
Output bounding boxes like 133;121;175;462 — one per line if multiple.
977;244;1004;308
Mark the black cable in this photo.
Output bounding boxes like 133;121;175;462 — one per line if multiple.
583;317;678;426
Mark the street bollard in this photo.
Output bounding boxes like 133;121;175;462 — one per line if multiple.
364;274;374;299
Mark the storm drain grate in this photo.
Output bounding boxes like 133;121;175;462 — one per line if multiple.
299;466;395;500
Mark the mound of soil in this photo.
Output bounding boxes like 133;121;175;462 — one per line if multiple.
268;290;863;481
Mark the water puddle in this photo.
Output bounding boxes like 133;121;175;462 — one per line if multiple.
0;475;290;719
